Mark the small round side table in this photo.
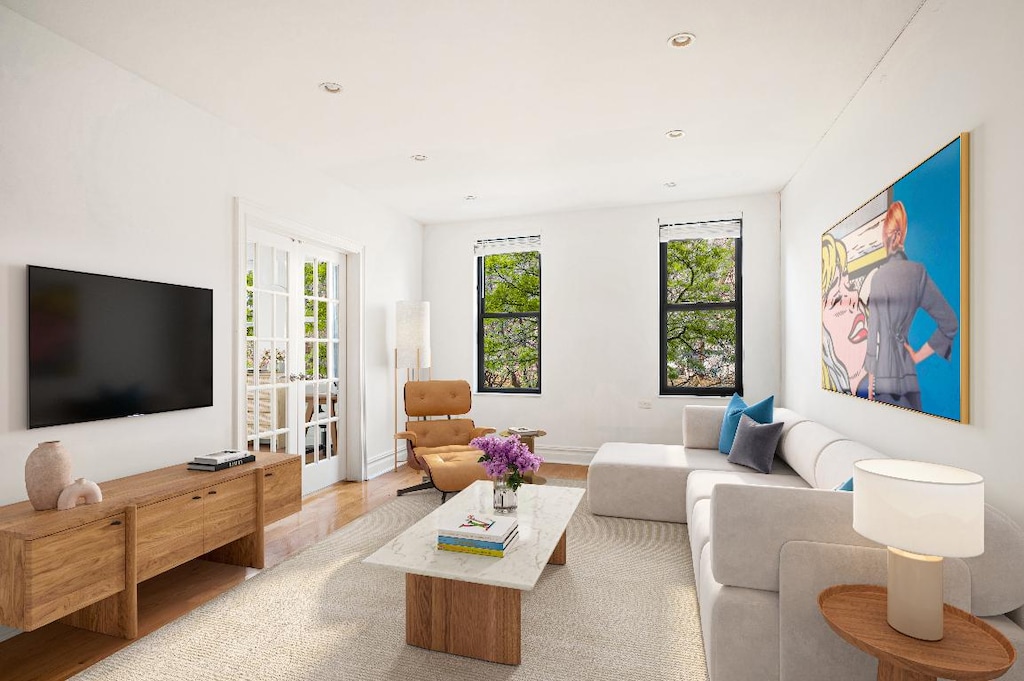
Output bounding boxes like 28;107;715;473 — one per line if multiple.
499;429;547;484
818;584;1016;681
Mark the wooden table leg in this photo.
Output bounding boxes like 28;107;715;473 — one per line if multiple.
877;660;935;681
406;573;521;665
548;530;566;565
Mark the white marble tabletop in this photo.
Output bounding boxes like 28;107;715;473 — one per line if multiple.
363;480;585;591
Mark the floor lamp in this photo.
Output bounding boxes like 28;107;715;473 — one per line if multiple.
394;301;431;471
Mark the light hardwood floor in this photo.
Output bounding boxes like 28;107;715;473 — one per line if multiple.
0;463;588;681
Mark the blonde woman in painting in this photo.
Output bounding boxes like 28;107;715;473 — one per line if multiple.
821;234;869;397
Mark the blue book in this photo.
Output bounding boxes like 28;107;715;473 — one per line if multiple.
438;529;519;552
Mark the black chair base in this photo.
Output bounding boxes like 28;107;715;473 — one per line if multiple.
397;480;435;497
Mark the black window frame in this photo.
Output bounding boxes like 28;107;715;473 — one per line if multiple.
476;251;542;394
659;228;743;397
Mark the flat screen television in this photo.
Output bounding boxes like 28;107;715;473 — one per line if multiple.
28;266;213;428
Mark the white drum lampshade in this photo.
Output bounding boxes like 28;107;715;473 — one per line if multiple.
395;301;431;369
853;459;984;640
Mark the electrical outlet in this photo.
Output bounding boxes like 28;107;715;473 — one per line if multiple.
638;399;653;410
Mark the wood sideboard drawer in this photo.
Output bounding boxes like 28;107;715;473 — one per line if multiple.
137;492;205;582
203;474;257;553
263;458;301;525
25;513;126;629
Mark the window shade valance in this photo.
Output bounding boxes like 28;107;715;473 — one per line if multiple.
658;218;742;242
473;235;542;256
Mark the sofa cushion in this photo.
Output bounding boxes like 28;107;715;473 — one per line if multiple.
719;394;775;453
588;442;766;523
689;499;712;587
963;504;1024;616
727;415;785;473
685;467;808;522
775;420;847;487
683;405;727;449
814;439;886;491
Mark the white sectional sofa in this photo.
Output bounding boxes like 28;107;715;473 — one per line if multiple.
587;405;1024;681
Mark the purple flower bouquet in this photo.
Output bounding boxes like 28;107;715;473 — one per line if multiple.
470;434;543;491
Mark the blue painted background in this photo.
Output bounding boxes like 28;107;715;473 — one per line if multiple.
892;137;962;421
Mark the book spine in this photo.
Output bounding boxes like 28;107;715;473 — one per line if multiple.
437;543;504;558
437;536;507;551
435;525;518;542
188;456;256;471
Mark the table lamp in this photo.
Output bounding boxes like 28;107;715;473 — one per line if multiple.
852;459;984;641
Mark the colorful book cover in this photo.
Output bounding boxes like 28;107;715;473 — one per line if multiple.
437;512;517;542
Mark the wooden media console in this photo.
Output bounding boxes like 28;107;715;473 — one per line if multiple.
0;452;300;639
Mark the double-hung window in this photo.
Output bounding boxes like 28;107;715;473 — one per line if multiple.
659;219;743;396
475;236;541;393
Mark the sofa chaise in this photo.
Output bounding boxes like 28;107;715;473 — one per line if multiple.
587;405;1024;681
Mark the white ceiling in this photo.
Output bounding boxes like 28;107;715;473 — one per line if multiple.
3;0;924;225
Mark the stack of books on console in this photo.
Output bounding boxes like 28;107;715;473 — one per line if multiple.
437;512;519;558
507;426;539;437
187;450;256;472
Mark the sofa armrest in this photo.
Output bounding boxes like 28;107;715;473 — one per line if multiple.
711;484;878;592
469;427;496;440
683;406;727;449
396;430;419;446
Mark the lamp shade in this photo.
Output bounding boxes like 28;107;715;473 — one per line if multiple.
853;459;984;558
395;301;430;368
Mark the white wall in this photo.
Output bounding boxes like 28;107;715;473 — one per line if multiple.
781;0;1024;524
424;194;780;460
0;7;423;506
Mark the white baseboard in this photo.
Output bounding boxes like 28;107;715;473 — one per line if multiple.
536;445;596;466
366;447;405;479
365;444;592;479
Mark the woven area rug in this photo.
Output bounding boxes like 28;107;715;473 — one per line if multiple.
73;481;708;680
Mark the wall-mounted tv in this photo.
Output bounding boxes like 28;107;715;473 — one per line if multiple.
28;266;213;429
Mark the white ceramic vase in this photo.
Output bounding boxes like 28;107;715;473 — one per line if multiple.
25;440;74;511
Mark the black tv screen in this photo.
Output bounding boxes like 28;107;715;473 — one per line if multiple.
28;266;213;428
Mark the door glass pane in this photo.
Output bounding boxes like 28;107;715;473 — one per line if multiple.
317;261;327;297
330;263;339;298
304;258;315;297
258;245;273;288
317;301;327;338
274;249;288;290
274;294;288;339
304;299;315;338
305;342;316;378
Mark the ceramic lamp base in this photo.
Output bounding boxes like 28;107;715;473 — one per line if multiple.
887;546;944;641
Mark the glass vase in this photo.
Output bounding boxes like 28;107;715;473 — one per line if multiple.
492;473;518;514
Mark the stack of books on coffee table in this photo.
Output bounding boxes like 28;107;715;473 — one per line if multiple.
437;512;519;557
187;450;256;472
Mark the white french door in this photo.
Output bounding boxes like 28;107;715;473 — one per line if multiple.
244;227;347;494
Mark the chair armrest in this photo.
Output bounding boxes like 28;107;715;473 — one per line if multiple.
711;484;878;592
683;406;726;449
396;430;418;446
469;427;496;439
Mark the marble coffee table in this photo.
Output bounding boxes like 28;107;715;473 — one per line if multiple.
364;480;585;665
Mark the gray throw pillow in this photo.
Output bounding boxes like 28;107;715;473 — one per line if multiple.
727;414;784;474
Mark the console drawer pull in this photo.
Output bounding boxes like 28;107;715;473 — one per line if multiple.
110;520;122;526
192;496;202;500
265;472;274;477
208;490;217;495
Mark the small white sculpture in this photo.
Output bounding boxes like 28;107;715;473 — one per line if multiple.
57;478;103;510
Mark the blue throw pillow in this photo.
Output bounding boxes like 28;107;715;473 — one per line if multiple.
835;477;854;492
719;394;775;453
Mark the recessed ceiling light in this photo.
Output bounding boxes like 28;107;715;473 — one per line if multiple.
664;182;677;188
667;32;696;48
464;195;477;201
318;82;343;94
410;154;428;162
665;129;686;139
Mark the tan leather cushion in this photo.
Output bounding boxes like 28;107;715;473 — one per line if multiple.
404;380;472;417
405;418;477;448
416;446;490;493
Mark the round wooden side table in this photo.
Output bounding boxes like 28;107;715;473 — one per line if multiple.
818;584;1016;681
499;429;547;484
